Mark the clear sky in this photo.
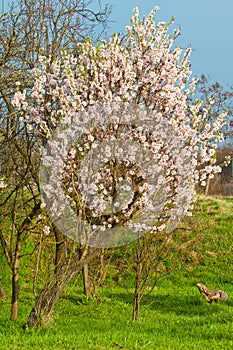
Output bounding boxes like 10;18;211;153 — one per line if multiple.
107;0;233;87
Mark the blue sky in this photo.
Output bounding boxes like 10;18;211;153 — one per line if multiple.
107;0;233;87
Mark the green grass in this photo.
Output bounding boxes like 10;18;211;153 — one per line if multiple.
1;196;233;349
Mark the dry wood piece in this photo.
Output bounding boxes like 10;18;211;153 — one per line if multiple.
197;283;228;303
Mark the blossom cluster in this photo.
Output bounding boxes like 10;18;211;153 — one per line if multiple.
12;7;227;247
0;177;7;189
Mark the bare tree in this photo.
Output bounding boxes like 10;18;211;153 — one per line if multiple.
132;231;181;321
0;203;41;320
0;0;111;320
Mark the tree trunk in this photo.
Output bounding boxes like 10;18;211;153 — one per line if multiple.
54;226;67;275
82;263;91;297
10;234;22;321
133;292;140;321
99;251;107;286
0;281;7;298
11;268;19;320
132;237;142;321
205;175;210;196
26;247;99;329
132;264;142;321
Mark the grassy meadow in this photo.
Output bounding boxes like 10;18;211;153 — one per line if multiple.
1;196;233;349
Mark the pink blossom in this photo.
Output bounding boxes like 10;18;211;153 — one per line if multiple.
12;6;227;247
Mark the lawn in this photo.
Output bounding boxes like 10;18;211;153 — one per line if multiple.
1;196;233;349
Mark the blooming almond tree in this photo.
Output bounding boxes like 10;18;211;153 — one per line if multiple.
13;7;226;328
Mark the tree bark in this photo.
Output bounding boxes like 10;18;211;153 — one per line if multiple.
26;247;99;329
132;264;142;321
10;227;23;321
99;251;107;286
11;268;19;320
132;237;142;321
10;237;22;321
53;226;67;275
133;292;140;322
205;175;210;196
82;262;91;297
0;281;7;298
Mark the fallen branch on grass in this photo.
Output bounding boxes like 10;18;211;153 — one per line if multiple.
197;283;228;303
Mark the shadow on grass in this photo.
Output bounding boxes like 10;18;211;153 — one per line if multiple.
60;293;105;308
103;291;232;317
62;284;233;322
